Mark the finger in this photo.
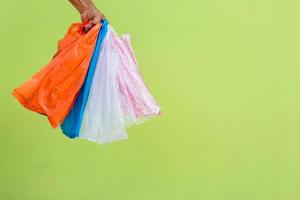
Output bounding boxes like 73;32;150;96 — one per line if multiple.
84;23;93;32
91;16;101;25
80;11;88;22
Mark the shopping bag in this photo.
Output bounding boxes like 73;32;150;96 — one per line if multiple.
61;19;108;138
12;22;101;128
73;23;161;144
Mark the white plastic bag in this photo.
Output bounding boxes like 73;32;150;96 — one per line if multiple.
79;25;161;144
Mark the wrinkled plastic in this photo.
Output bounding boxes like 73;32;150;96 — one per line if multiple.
12;22;101;128
61;19;108;138
78;25;161;144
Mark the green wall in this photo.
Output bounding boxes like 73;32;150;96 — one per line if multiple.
1;0;300;199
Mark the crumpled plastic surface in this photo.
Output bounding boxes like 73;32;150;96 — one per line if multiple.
12;22;101;128
12;20;161;144
78;24;161;144
60;19;108;138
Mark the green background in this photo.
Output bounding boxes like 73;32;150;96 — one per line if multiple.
1;0;300;199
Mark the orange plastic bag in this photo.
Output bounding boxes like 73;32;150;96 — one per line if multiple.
12;22;101;128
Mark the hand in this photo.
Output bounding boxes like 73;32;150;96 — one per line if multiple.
80;6;105;32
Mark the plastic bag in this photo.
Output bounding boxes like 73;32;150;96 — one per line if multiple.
61;19;108;138
78;24;161;144
12;22;101;128
12;19;161;144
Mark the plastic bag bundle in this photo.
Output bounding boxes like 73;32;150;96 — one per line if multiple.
12;19;161;144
